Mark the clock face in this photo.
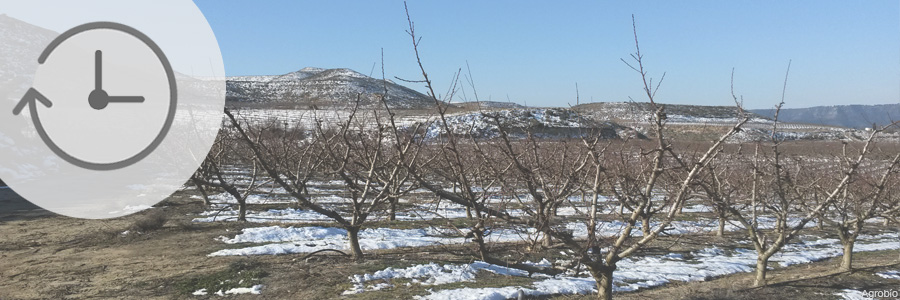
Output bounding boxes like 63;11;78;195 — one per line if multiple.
30;23;175;170
0;0;226;219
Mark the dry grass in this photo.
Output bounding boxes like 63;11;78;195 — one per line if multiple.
129;209;168;232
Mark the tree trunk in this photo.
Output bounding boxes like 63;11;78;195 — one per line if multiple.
538;210;553;248
589;266;614;300
466;206;473;219
238;199;247;222
641;217;651;236
347;226;364;261
541;224;553;248
223;187;246;222
754;255;770;287
388;197;398;221
717;215;726;237
471;227;488;261
192;178;211;206
840;239;854;271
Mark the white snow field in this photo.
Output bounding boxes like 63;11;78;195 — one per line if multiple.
340;233;900;300
207;215;797;257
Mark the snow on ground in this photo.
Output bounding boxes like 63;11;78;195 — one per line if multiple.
193;207;333;223
343;261;532;295
876;270;900;279
225;285;264;295
340;232;900;300
208;226;466;256
191;192;297;205
192;285;264;296
681;204;715;213
207;217;775;257
835;289;874;300
192;200;586;224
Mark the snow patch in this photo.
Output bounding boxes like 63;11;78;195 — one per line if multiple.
876;270;900;280
209;226;464;256
224;285;264;295
834;289;873;300
350;232;900;299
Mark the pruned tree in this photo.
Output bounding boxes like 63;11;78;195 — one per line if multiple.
697;158;741;237
397;3;520;263
706;95;887;286
821;125;900;271
541;16;750;299
223;108;381;259
192;126;267;221
484;118;591;249
313;93;420;259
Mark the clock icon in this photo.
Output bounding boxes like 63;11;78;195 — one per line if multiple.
13;22;177;171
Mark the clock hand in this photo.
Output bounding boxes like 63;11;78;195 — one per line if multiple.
89;50;108;110
88;50;145;109
95;50;102;91
106;96;145;103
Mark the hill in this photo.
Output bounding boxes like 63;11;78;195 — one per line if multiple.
226;67;436;109
0;14;57;90
573;102;771;124
751;104;900;129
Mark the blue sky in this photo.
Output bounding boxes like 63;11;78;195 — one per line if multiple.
194;1;900;109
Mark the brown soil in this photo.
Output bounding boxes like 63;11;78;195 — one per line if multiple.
2;188;899;300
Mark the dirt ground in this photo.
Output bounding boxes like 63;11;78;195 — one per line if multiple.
2;188;900;300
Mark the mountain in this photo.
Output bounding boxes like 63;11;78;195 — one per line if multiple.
572;102;874;142
456;101;527;110
423;108;637;139
573;102;771;124
751;104;900;129
0;14;57;88
226;67;436;109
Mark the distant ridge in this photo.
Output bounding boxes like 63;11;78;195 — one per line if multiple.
751;104;900;129
456;101;527;110
226;67;436;109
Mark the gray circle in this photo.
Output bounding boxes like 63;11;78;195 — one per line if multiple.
1;0;225;219
31;22;177;171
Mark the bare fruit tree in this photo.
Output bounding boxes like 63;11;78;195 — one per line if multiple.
313;95;420;259
705;97;887;286
822;126;900;271
542;16;750;300
192;126;268;222
223;108;361;260
485;119;591;249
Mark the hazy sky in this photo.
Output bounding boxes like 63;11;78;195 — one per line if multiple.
194;1;900;109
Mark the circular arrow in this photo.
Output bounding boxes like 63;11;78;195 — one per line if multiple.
13;22;177;171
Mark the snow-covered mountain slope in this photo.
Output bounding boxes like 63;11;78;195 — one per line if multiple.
573;102;771;125
456;101;527;110
0;14;57;88
226;67;436;109
422;108;637;139
572;102;878;142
